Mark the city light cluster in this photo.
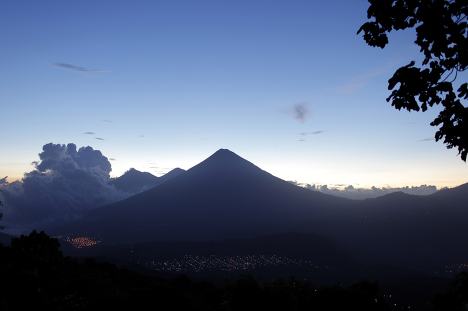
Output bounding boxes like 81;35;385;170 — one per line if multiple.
145;254;325;273
63;236;101;249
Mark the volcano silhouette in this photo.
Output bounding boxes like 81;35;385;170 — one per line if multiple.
60;149;468;269
71;149;349;243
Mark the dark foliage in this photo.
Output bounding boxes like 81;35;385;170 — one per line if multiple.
433;272;468;311
358;0;467;161
0;196;4;231
0;231;397;311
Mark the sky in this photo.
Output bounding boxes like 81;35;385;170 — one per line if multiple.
1;0;467;188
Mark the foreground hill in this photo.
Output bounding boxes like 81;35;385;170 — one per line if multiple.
0;232;12;245
4;231;416;311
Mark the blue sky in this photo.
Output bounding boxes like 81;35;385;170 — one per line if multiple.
1;0;467;188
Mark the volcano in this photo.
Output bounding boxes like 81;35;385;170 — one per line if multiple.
70;149;351;243
62;149;468;270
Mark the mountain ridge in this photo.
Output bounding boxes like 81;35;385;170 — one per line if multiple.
67;149;351;243
110;167;186;195
59;149;468;270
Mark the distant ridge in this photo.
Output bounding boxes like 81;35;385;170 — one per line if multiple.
110;168;160;194
110;167;186;195
430;182;468;199
158;168;185;183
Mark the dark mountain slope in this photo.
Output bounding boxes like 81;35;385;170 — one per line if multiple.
62;149;468;271
68;149;353;243
344;183;468;268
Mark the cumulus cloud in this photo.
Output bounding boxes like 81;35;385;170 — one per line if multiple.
0;143;124;230
290;181;438;200
292;103;309;122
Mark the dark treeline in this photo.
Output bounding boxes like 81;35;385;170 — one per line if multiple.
0;231;466;311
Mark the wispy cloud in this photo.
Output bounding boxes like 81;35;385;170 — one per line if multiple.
83;131;95;135
418;137;434;142
52;62;108;73
338;63;396;94
109;158;116;161
298;130;324;142
292;103;309;123
95;137;105;141
300;130;324;136
102;119;113;123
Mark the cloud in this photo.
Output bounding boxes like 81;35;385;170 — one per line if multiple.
52;62;107;73
0;143;124;230
83;132;95;135
290;181;439;200
418;137;434;142
338;63;395;94
292;103;309;123
109;158;116;161
297;130;324;142
95;137;105;141
300;130;324;136
102;119;113;123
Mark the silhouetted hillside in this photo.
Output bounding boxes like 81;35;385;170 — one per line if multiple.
65;149;351;243
344;183;468;269
61;150;468;273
